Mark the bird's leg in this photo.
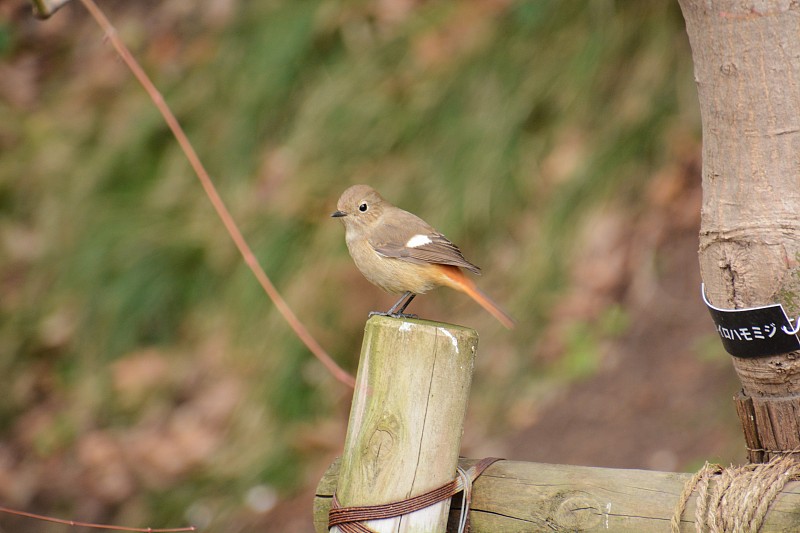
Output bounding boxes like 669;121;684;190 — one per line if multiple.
395;293;416;315
368;292;418;319
388;292;414;314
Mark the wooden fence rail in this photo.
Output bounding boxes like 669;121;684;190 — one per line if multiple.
315;457;800;532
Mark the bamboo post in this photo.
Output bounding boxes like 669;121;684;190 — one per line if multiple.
324;315;477;533
315;458;800;532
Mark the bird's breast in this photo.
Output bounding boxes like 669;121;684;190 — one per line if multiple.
345;235;440;294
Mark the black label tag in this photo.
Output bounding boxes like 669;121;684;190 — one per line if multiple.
702;284;800;358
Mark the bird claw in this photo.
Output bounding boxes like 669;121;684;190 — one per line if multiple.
368;311;418;320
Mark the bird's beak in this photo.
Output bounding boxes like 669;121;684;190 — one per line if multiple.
331;210;347;218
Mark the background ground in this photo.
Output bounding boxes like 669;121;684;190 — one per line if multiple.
0;2;743;532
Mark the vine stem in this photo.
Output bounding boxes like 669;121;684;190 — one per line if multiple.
0;505;196;532
78;0;355;388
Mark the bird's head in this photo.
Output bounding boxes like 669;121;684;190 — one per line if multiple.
331;185;386;232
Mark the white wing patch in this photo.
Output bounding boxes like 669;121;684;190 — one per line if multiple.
405;234;433;248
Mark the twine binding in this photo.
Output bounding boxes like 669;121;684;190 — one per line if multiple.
328;457;502;533
671;453;800;533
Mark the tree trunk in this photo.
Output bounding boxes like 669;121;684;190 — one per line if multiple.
678;0;800;461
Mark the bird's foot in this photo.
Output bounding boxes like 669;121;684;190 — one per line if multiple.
368;311;419;320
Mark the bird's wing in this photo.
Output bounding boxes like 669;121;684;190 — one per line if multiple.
368;210;481;274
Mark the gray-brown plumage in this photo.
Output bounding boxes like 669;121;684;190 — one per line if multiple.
332;184;514;328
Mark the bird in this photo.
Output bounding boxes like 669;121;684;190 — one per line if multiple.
332;184;514;328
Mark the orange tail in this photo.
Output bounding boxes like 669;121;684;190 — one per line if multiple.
437;265;515;329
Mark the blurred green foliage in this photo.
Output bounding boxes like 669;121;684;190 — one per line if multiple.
0;0;700;531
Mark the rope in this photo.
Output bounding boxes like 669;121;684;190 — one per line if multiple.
454;466;471;533
328;457;502;532
746;446;800;454
671;453;800;533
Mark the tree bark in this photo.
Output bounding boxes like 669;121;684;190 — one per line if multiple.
679;0;800;461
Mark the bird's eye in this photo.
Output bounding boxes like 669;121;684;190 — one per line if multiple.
358;202;368;212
